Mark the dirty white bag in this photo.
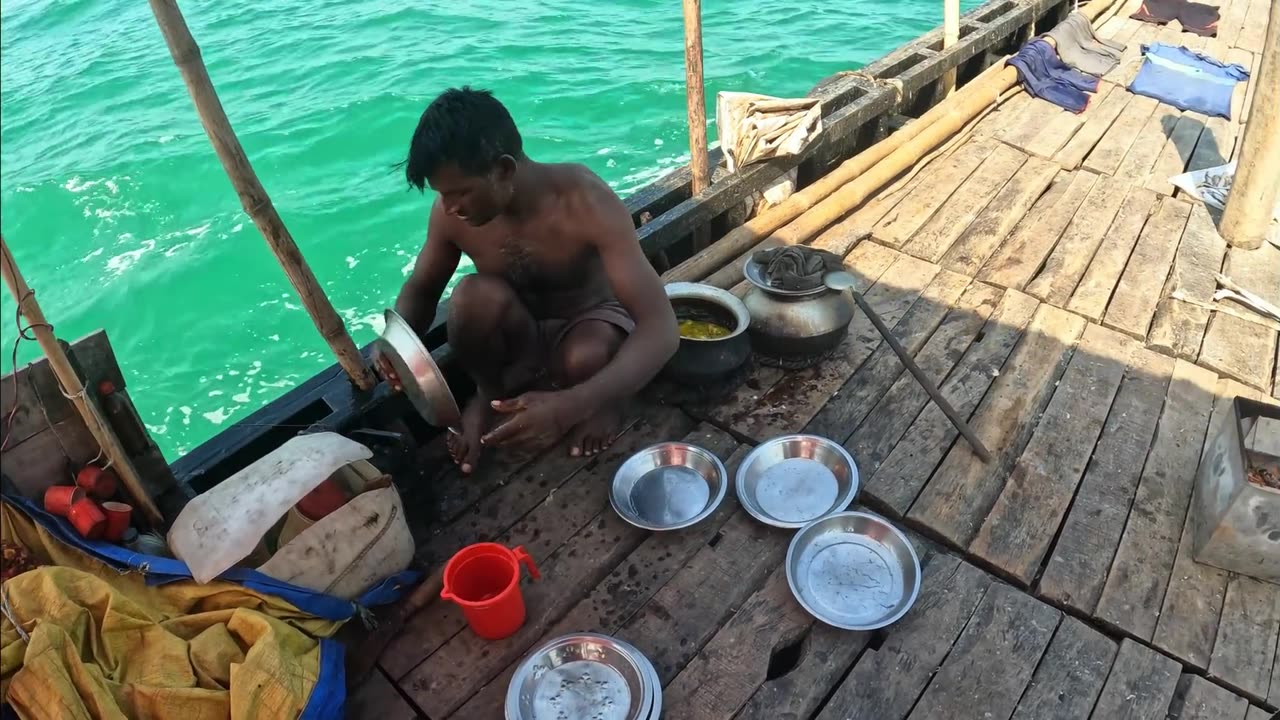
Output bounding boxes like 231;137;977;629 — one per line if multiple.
716;91;822;172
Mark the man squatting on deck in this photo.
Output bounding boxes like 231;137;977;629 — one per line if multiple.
376;87;679;474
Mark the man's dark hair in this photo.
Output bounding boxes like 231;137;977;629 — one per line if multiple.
404;87;524;191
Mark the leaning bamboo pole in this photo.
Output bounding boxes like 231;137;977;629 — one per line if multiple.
147;0;376;391
1219;9;1278;250
663;0;1121;283
942;0;961;95
1;235;165;526
683;0;712;251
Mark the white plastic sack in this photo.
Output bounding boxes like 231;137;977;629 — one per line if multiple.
716;92;822;173
1170;160;1280;222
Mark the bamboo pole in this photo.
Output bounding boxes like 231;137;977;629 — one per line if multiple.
663;0;1119;284
942;0;961;95
147;0;376;391
1;235;165;526
683;0;712;254
1219;10;1279;250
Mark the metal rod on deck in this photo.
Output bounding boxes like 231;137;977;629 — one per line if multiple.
942;0;960;95
683;0;711;252
1220;10;1278;250
1;235;166;525
147;0;377;391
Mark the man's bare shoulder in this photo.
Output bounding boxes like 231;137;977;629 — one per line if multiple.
544;163;632;239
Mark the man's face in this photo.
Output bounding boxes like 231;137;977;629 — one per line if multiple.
428;160;514;227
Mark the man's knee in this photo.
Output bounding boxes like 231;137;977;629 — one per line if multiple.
447;274;517;346
556;322;624;385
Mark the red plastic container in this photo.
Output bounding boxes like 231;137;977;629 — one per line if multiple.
76;465;118;500
440;543;540;640
101;501;133;542
295;478;350;521
68;497;106;540
44;486;85;516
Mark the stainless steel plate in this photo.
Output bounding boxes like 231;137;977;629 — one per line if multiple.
506;633;656;720
786;511;921;630
375;309;461;430
735;435;858;528
612;443;728;531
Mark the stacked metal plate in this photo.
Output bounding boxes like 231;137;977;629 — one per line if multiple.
506;633;662;720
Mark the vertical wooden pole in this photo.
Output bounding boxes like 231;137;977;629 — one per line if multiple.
1;235;165;526
942;0;961;95
1220;11;1279;250
682;0;712;250
147;0;376;390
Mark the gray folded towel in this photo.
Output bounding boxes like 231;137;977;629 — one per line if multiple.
751;246;844;292
1046;11;1126;77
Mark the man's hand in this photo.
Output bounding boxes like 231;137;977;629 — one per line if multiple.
481;391;584;451
373;349;403;392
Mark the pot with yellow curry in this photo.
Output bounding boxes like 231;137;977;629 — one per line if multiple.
662;283;752;385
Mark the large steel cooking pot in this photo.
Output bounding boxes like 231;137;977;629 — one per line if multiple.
663;283;752;385
375;309;462;430
741;259;855;361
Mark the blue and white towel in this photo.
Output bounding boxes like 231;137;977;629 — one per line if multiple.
1128;43;1249;119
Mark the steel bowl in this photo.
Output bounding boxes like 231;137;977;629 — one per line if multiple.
374;309;461;430
735;435;858;528
786;511;921;630
663;282;752;385
611;442;728;531
506;633;655;720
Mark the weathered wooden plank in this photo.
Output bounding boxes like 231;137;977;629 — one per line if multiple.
1216;0;1248;47
1170;675;1251;720
1096;360;1218;642
1102;21;1159;87
1208;576;1280;704
1185;116;1238;173
864;291;1040;515
815;555;993;720
1068;187;1160;321
1090;639;1181;720
616;508;791;685
1148;204;1229;360
971;324;1137;585
906;143;1029;262
846;282;1005;478
906;583;1060;720
1025;83;1115;160
941;157;1062;276
1103;196;1193;340
729;252;940;442
348;668;420;720
1243;705;1273;720
1198;243;1280;391
1146;113;1210;196
1036;348;1175;614
452;439;749;719
980;170;1099;290
1237;0;1269;53
1115;107;1184;184
1010;617;1119;720
705;241;898;434
1083;95;1159;177
1056;82;1134;169
664;567;859;720
908;304;1088;547
381;408;693;679
1001;97;1070;153
873;139;1000;249
806;269;972;442
1025;175;1132;305
734;622;869;720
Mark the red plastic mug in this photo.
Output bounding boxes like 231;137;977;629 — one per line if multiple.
68;497;106;540
101;501;133;543
44;486;85;516
440;543;540;640
76;465;118;500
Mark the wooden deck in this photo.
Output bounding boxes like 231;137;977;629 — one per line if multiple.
352;1;1279;717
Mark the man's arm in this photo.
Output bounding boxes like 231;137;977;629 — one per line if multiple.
395;200;462;336
564;183;678;414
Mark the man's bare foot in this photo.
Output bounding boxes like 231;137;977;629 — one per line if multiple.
568;405;623;457
448;395;495;474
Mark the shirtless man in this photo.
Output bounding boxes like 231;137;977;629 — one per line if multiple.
378;87;678;474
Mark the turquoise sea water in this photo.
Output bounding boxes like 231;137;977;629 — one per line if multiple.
1;0;980;458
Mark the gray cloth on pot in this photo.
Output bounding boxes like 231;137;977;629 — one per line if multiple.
1046;11;1125;77
751;246;844;292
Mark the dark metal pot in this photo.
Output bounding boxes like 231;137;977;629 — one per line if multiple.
740;260;856;361
663;283;752;385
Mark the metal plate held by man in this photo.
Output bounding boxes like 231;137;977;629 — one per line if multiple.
375;309;461;430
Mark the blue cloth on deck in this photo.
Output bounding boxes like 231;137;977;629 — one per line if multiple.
1128;43;1248;119
1006;39;1100;113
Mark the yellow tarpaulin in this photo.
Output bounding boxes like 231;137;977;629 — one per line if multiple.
0;503;343;719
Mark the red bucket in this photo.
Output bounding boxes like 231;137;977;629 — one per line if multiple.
440;543;540;640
